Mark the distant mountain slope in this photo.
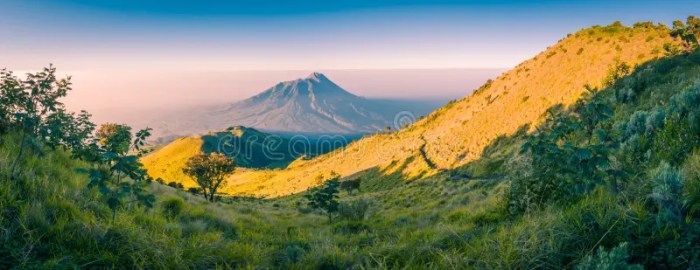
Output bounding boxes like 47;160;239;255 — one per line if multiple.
141;126;357;186
150;73;443;140
146;22;682;198
141;126;303;186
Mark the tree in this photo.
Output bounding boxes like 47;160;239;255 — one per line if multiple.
671;16;700;52
84;123;155;222
96;123;132;156
511;102;615;213
0;66;72;180
182;153;236;201
95;123;152;183
575;85;614;142
304;178;340;223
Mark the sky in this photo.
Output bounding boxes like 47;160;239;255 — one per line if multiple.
1;0;699;124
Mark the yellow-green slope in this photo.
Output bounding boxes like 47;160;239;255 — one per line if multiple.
144;22;680;198
141;136;203;187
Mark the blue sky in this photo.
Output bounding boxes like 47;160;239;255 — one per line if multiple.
3;0;699;70
1;0;699;124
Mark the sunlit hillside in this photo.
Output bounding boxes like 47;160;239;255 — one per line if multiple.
143;22;672;197
5;39;700;268
142;126;313;187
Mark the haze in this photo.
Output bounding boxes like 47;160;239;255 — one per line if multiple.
2;0;699;125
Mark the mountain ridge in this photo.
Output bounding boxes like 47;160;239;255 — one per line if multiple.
149;72;442;139
216;22;681;197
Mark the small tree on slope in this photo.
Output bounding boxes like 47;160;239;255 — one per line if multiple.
183;153;236;202
304;178;340;223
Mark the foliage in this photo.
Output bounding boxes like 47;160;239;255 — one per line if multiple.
576;243;642;270
2;21;700;269
0;66;72;180
603;62;631;88
161;197;185;219
338;198;372;221
182;153;236;201
510;93;615;213
339;178;361;194
304;178;340;223
670;16;700;52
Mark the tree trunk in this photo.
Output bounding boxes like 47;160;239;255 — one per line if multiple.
10;131;27;181
202;188;209;201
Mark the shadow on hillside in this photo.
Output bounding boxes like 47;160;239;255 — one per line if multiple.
334;49;700;194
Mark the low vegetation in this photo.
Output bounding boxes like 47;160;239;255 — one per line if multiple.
1;18;700;269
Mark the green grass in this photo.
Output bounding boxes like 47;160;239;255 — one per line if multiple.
2;30;700;269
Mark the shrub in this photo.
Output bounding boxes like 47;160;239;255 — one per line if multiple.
161;197;185;219
187;187;201;195
167;181;184;189
332;221;371;234
682;151;700;200
576;242;642;270
273;242;308;267
649;162;684;221
338;198;372;221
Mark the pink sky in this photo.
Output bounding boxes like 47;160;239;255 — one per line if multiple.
58;68;504;125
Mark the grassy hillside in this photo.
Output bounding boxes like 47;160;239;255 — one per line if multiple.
6;18;700;269
5;44;700;269
190;21;681;197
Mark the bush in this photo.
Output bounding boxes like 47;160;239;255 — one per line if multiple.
682;151;700;200
338;198;372;221
649;162;684;221
273;242;309;267
167;181;184;189
332;221;371;234
178;210;238;239
161;197;185;219
576;242;642;270
187;187;201;195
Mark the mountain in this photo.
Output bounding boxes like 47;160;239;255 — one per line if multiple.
143;22;681;198
149;73;444;140
198;22;679;197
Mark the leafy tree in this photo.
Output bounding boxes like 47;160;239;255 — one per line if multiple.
511;102;616;213
94;123;152;182
41;109;96;158
304;178;340;223
0;66;72;180
83;166;155;222
182;153;236;201
82;123;155;222
671;16;700;52
96;123;132;156
602;62;631;88
576;85;614;142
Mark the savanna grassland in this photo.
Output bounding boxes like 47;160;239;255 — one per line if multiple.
2;18;700;269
